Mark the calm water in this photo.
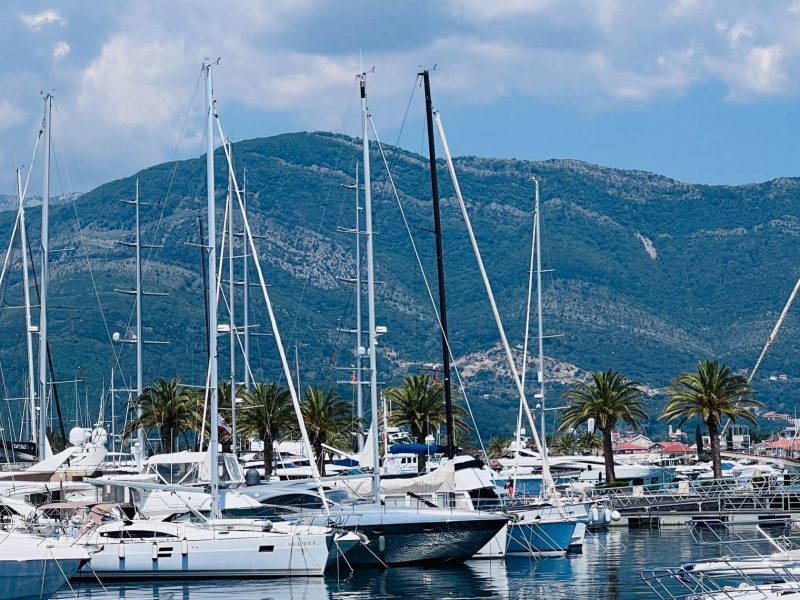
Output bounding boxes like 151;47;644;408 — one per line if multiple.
54;528;724;599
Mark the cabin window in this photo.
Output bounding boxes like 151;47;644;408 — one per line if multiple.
260;493;324;510
467;487;502;511
155;462;195;485
101;529;177;539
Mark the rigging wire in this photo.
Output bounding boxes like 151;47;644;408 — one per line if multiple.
368;114;489;464
49;128;125;399
114;69;205;384
320;74;419;391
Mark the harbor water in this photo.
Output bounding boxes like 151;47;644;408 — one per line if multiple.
53;527;722;599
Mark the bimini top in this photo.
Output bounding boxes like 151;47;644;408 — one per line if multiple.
145;451;244;486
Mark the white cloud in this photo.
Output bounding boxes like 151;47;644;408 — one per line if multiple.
0;100;27;132
7;0;800;192
19;10;65;30
53;41;70;60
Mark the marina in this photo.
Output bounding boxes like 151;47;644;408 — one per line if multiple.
45;528;721;599
3;3;800;600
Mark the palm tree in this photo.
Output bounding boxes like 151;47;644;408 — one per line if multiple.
551;432;580;455
661;360;761;479
487;436;510;459
236;383;296;478
124;378;200;453
560;370;648;484
385;374;469;472
454;429;476;454
577;431;603;455
301;386;357;476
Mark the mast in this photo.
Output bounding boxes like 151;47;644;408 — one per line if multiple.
204;61;221;518
421;70;455;459
354;165;364;452
134;180;145;465
513;183;538;496
38;93;52;460
16;169;36;443
534;179;547;454
360;71;381;503
434;111;560;504
110;367;116;455
227;140;237;456
242;168;251;391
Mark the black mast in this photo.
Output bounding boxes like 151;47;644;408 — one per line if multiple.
421;69;455;460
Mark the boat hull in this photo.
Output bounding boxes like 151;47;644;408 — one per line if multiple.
0;557;85;600
506;519;576;556
301;511;507;567
77;533;332;580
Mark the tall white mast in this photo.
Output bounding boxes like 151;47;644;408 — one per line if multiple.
134;180;145;465
242;168;251;391
354;165;364;452
512;183;538;496
204;62;221;518
534;179;547;452
16;169;36;443
38;93;52;460
227;140;237;456
434;111;559;501
360;72;380;503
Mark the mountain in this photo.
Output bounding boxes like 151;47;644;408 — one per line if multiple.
1;131;799;440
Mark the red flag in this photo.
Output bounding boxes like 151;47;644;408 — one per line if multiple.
351;372;357;383
217;415;232;436
433;374;439;383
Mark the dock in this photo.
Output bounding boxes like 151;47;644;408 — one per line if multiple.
583;475;800;527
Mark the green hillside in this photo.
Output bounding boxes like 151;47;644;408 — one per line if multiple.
1;132;799;441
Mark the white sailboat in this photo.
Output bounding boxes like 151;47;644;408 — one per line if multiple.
74;62;349;580
0;530;90;599
75;518;343;579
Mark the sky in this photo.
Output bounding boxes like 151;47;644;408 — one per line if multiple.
3;0;800;194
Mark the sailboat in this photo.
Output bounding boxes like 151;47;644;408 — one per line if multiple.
415;98;582;556
236;68;507;567
0;530;90;599
0;95;111;482
73;62;354;579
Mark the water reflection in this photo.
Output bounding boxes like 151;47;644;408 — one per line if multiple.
54;529;714;599
61;577;329;600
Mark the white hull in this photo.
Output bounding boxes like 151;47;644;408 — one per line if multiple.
471;523;507;559
77;520;333;579
0;532;89;599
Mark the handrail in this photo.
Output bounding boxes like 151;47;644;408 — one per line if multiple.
582;474;800;511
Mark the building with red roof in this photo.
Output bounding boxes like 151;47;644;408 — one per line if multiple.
650;441;692;454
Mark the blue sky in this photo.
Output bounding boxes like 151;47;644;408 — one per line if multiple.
3;0;800;194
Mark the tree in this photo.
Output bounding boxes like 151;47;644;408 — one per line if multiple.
301;386;357;476
124;378;200;454
487;437;510;459
385;374;468;472
551;432;580;455
577;431;603;454
661;360;761;479
454;429;476;454
236;383;296;479
560;370;648;484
